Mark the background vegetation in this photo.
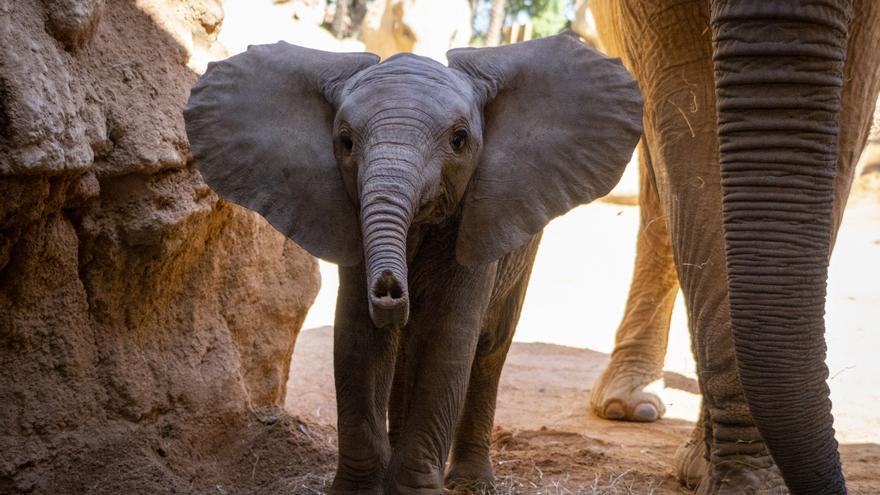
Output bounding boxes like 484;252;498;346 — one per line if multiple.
325;0;577;45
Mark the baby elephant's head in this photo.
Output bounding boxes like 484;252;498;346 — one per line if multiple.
184;33;642;329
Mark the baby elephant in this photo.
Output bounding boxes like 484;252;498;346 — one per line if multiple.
184;33;641;494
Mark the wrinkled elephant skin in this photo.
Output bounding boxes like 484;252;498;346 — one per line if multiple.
592;0;880;493
183;34;643;493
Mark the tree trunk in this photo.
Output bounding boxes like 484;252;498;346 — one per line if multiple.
331;0;350;38
486;0;506;46
348;0;368;38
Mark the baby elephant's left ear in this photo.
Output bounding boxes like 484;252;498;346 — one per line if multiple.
448;32;643;266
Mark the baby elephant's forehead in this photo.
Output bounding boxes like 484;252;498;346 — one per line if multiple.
340;54;474;118
349;54;463;92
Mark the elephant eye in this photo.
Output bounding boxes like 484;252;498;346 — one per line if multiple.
339;133;354;153
450;129;468;153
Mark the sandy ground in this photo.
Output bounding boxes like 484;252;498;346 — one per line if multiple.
289;197;880;494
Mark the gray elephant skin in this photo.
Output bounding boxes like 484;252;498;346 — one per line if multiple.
586;1;880;495
183;33;642;493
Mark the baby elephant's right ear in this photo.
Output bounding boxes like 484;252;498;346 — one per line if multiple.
184;42;378;266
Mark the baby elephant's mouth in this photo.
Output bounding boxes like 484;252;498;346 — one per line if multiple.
368;269;409;328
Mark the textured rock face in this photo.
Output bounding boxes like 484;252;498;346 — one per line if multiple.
0;1;324;493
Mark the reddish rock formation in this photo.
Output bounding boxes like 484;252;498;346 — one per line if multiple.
0;1;329;493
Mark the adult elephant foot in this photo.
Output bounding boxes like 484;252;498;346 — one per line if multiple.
590;357;666;422
673;421;788;494
694;456;787;495
673;424;708;489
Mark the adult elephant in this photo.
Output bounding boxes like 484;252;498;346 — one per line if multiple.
360;0;472;62
862;103;880;176
587;1;880;493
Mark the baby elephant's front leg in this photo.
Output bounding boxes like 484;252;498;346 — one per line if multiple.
385;262;497;494
331;265;399;495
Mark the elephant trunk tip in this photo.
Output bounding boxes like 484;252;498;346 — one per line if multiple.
369;269;409;328
373;269;404;300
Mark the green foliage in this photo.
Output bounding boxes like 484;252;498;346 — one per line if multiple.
472;0;572;42
506;0;570;38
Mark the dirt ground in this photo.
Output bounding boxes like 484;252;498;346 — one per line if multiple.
289;194;880;494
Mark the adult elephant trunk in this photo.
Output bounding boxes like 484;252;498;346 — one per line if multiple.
709;2;850;493
359;146;420;329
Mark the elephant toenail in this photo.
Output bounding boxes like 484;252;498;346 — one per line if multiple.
633;403;659;422
604;402;626;420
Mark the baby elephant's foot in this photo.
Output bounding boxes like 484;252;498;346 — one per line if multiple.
330;459;386;495
445;455;494;494
386;461;445;495
328;456;388;495
694;454;788;495
591;359;665;422
328;478;383;495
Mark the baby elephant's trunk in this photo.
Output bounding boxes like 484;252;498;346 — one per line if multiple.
359;150;419;328
369;268;408;327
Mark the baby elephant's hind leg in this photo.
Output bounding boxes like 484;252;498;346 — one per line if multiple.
445;238;540;492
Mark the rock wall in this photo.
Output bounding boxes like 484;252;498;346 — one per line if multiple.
0;1;327;493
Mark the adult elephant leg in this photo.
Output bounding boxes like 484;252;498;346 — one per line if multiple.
642;2;786;491
675;213;786;495
592;1;786;492
592;141;679;422
709;1;862;492
384;225;496;494
331;264;399;495
831;0;880;233
445;235;542;490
